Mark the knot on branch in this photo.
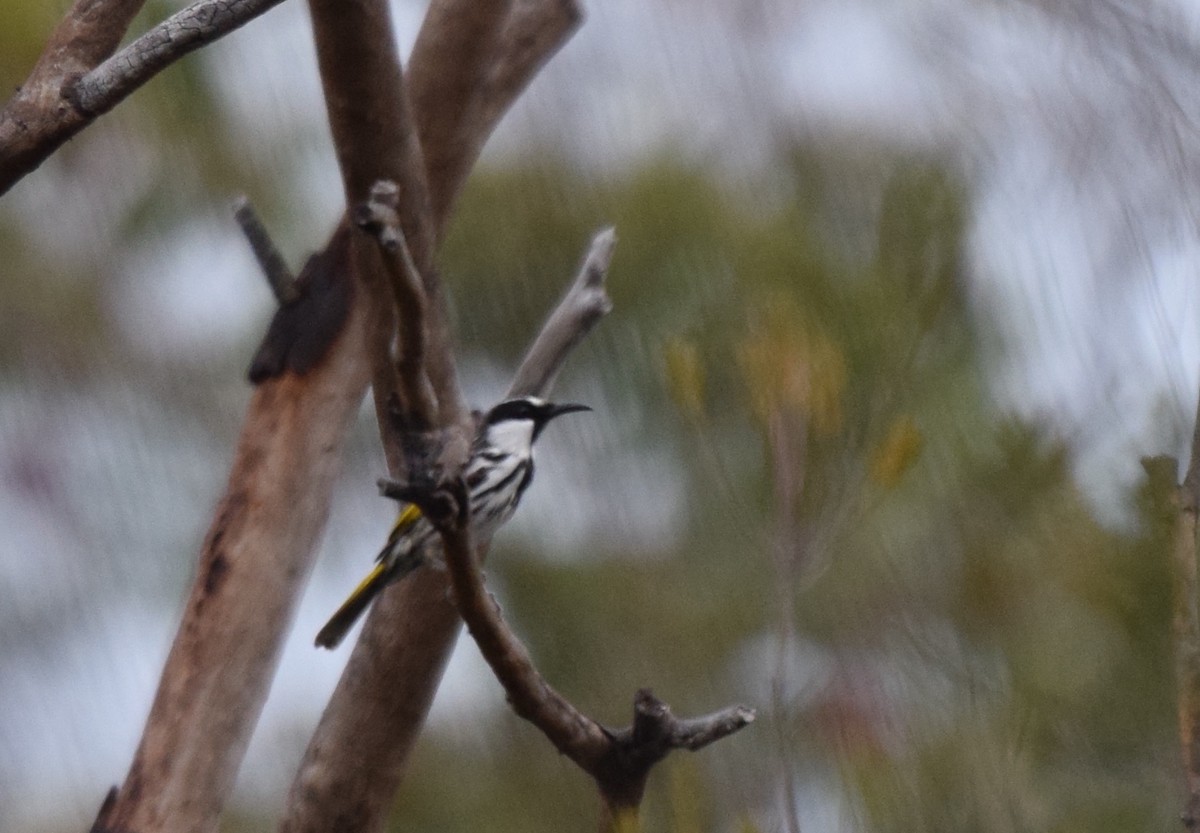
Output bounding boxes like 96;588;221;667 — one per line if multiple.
593;689;756;809
377;475;468;531
352;180;405;252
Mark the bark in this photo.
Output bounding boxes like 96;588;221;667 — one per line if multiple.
95;229;368;833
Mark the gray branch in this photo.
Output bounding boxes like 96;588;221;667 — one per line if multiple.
507;226;616;399
72;0;289;116
641;696;758;752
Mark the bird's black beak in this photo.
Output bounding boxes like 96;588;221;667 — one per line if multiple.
533;402;590;439
547;402;591;420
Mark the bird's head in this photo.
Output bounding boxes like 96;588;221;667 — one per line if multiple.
483;396;591;443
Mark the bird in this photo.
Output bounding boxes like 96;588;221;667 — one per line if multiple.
315;395;590;649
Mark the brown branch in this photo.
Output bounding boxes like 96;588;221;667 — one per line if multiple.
406;0;515;231
0;0;144;194
478;0;584;155
95;229;369;833
408;0;583;240
0;0;284;194
437;477;755;817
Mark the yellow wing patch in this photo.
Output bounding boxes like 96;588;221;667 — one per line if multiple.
391;502;422;535
377;502;423;558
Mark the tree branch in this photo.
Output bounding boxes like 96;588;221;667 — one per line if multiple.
95;228;368;833
508;226;616;398
638;696;760;752
234;197;298;305
0;0;285;194
408;0;583;240
439;466;755;817
477;0;584;157
406;0;514;231
71;0;290;115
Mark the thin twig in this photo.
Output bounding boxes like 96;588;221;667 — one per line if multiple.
353;180;439;426
655;699;760;751
440;495;609;758
233;197;298;305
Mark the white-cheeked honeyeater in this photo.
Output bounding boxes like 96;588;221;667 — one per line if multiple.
315;396;590;649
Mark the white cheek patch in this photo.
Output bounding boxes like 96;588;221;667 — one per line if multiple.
486;418;535;456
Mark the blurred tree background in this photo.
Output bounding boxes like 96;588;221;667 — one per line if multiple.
1;1;1197;831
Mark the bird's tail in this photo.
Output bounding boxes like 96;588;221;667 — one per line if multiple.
316;505;429;649
315;561;391;649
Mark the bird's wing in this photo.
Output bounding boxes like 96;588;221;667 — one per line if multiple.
374;502;423;562
465;450;526;503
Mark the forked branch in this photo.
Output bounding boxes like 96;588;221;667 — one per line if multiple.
435;466;755;816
